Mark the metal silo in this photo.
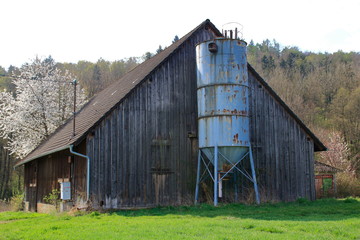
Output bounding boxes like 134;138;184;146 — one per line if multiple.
195;30;260;206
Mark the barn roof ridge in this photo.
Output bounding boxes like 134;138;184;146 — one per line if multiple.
16;19;325;167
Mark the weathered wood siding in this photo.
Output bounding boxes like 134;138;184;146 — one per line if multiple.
248;71;315;201
24;147;87;210
86;33;316;207
24;161;38;211
86;28;218;208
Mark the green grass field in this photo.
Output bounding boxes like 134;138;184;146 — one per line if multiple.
0;198;359;240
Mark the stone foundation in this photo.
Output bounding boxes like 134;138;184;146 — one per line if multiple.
60;201;74;212
24;201;30;212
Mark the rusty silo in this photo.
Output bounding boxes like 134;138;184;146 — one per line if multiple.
195;28;260;206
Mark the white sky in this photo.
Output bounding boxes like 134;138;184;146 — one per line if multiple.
1;0;359;69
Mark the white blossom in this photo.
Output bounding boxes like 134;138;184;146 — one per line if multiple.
320;130;355;175
0;57;86;158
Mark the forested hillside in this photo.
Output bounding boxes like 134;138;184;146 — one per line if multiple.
0;39;359;200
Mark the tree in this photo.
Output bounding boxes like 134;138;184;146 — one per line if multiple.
74;60;95;97
172;35;179;43
0;57;86;158
142;52;153;61
320;131;350;172
156;45;164;54
344;87;360;161
261;55;276;74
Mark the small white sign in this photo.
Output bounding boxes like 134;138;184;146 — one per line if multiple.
60;181;71;200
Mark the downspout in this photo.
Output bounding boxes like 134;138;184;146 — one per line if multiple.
69;145;90;201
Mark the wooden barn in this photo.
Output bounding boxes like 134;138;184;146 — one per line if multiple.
16;19;326;212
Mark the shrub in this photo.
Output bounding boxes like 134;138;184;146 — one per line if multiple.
343;197;358;203
10;194;24;211
336;173;360;197
43;189;61;210
296;197;310;204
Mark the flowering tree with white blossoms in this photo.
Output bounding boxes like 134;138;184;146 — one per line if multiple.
318;130;360;178
0;57;86;158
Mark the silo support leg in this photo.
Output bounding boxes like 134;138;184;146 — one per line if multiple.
234;172;238;202
214;145;219;206
249;147;260;204
194;150;202;204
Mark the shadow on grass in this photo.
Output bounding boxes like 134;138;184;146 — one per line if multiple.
108;198;360;222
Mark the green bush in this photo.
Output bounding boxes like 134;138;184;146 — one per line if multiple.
10;194;24;211
296;197;310;204
43;189;61;210
344;197;358;203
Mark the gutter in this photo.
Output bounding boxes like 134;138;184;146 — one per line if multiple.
69;145;90;201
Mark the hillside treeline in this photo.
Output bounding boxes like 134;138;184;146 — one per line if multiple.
0;39;359;200
57;57;139;97
0;57;140;97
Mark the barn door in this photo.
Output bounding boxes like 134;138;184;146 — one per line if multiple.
28;161;38;212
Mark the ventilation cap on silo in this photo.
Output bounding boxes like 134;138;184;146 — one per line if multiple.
222;22;243;40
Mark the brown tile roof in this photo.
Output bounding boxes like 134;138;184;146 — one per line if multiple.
15;19;221;167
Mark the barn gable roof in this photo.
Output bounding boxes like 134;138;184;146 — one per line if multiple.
16;19;325;167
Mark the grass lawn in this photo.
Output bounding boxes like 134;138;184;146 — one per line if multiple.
0;198;359;240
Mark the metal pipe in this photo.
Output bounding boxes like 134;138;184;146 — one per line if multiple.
249;146;260;204
69;145;90;201
219;177;223;198
194;150;202;204
214;145;218;206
